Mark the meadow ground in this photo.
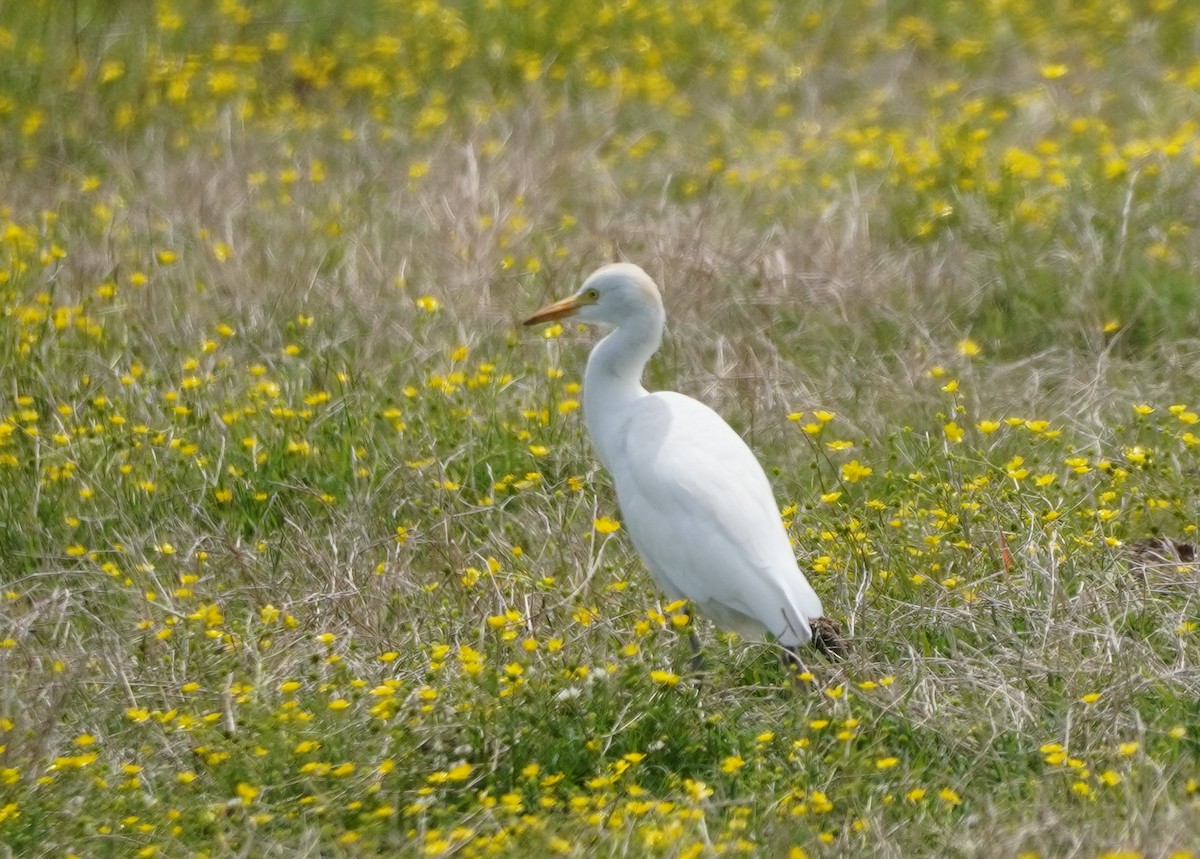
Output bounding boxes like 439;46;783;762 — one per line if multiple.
2;1;1200;856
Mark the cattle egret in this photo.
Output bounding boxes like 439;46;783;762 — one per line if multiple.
524;263;844;663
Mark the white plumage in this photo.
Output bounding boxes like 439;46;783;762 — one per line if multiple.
524;263;839;655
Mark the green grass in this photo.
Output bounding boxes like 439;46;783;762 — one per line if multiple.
2;0;1200;856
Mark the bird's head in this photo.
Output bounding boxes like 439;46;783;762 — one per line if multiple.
523;263;664;329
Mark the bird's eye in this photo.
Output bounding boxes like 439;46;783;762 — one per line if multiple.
586;288;599;300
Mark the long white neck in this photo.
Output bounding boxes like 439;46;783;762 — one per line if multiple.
583;312;663;470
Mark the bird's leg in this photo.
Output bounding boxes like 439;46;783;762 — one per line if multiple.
675;608;706;675
781;645;809;687
688;627;705;674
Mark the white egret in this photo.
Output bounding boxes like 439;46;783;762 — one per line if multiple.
524;263;844;663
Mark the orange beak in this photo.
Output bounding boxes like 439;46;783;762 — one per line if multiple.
523;294;585;326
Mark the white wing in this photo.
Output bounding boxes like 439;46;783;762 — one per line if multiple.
606;391;823;646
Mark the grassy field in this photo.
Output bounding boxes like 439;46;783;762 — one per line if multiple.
3;0;1200;855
